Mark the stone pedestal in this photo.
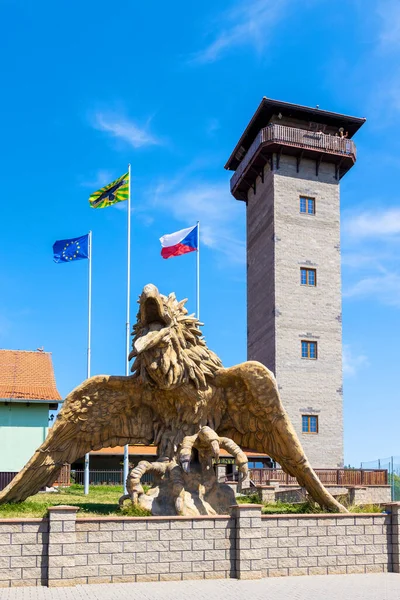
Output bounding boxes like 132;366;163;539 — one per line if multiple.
384;502;400;573
230;504;263;580
47;506;79;587
238;472;251;492
225;481;239;495
135;461;237;516
215;463;227;483
259;486;276;503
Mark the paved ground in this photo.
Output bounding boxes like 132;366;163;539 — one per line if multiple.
1;574;400;600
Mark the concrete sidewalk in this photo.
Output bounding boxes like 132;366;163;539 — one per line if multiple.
1;574;400;600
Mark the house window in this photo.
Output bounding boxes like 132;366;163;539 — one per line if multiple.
302;415;318;434
300;268;316;286
301;340;317;359
300;196;315;215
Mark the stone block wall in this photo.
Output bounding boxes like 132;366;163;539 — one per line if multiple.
0;504;399;588
261;513;392;577
347;486;392;505
0;518;49;587
246;485;391;506
72;514;235;584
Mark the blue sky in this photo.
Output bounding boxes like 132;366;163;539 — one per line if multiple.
0;0;399;467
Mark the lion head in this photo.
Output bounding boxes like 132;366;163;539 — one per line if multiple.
129;284;222;390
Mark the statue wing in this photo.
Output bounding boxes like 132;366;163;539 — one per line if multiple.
0;375;154;504
214;361;346;512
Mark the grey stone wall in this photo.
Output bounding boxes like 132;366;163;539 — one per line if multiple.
72;514;235;584
246;155;343;468
0;518;49;587
261;513;392;577
244;485;391;506
1;505;398;588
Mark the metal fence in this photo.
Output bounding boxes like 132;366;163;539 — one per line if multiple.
360;457;400;501
0;472;18;492
71;469;154;486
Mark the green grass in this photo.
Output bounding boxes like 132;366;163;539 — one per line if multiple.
262;501;323;514
237;494;384;514
0;484;151;518
260;501;383;515
236;493;262;505
0;485;384;519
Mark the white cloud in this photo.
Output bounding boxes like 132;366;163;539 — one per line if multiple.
380;77;400;114
190;0;287;64
153;179;245;265
377;0;400;51
343;272;400;308
341;252;382;271
365;3;400;119
344;208;400;239
206;118;220;136
343;344;369;377
79;169;114;189
342;207;400;308
91;111;161;148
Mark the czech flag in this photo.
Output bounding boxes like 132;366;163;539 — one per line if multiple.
160;224;198;259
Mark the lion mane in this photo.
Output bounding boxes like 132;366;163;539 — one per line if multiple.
130;292;222;390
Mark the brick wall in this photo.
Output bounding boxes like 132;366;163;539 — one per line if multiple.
261;513;392;577
251;485;391;506
0;504;399;588
0;518;49;587
72;514;235;585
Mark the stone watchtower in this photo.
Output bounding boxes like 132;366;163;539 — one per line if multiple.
225;98;365;468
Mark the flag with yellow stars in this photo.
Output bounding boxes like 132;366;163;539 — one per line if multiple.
53;234;89;263
88;171;129;209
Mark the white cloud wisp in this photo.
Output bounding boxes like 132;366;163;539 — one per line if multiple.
79;169;114;190
343;344;369;377
190;0;287;64
92;111;161;149
377;0;400;52
344;208;400;239
342;206;400;308
153;179;246;265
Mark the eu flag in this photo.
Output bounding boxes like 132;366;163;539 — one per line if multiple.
53;234;89;263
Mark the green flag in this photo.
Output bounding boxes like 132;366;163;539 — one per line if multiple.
89;172;129;209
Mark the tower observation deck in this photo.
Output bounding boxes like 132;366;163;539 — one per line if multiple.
225;98;365;468
226;98;365;201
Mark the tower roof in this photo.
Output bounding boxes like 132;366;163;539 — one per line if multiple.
225;97;366;171
0;349;62;403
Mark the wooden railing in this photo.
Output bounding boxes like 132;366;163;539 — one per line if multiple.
248;468;388;487
52;464;71;487
230;124;357;191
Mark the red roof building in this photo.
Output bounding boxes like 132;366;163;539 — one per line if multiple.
0;349;61;403
0;349;61;484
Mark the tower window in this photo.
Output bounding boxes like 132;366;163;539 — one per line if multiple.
301;341;317;359
302;415;318;434
300;196;315;215
300;268;316;286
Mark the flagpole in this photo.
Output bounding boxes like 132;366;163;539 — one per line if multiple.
123;165;131;494
84;230;92;495
196;221;200;320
